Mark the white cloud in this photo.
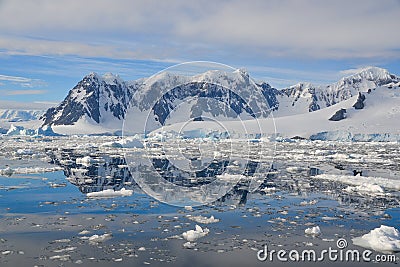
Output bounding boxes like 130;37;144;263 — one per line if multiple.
0;74;47;87
0;100;55;109
0;0;398;60
0;74;33;83
4;89;47;95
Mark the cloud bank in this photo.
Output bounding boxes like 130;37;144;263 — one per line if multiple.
0;0;399;60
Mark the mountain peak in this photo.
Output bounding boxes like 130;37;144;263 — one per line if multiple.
102;72;123;84
343;66;396;82
86;72;100;80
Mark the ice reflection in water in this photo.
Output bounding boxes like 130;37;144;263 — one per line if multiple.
47;146;400;212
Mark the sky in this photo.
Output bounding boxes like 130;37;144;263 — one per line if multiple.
0;0;399;109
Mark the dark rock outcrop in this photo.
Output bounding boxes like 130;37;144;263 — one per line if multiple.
329;108;347;121
353;93;366;110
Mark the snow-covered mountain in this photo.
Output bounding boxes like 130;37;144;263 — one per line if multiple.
0;109;44;122
273;67;399;117
158;81;400;141
41;72;137;126
39;66;399;136
42;69;275;134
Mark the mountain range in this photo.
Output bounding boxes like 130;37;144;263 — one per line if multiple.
1;66;399;138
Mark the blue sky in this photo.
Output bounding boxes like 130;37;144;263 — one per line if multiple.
0;0;399;109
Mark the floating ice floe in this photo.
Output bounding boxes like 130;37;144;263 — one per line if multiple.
0;166;62;176
78;230;90;235
86;188;133;198
183;242;197;249
305;226;321;236
286;166;307;173
216;173;245;181
187;215;219;224
76;156;105;166
101;136;144;148
184;206;193;211
261;187;276;193
313;174;400;191
88;233;112;243
343;183;385;195
53;247;77;253
49;254;71;261
15;148;34;155
0;167;14;176
182;225;210;242
352;225;400;253
300;199;318;206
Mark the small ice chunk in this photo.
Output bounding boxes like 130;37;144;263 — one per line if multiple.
53;247;77;253
76;156;95;166
286;166;306;173
0;167;14;176
88;233;112;243
261;187;276;193
182;225;209;242
183;241;196;249
138;247;146;251
49;254;70;261
216;173;245;181
79;230;90;235
300;200;318;206
188;215;219;224
352;225;400;253
184;206;193;211
305;226;321;236
86;188;133;198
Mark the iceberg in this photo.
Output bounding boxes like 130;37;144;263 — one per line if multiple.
352;225;400;253
5;124;61;136
6;124;35;136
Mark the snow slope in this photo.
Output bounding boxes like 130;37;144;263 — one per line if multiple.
156;84;400;140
